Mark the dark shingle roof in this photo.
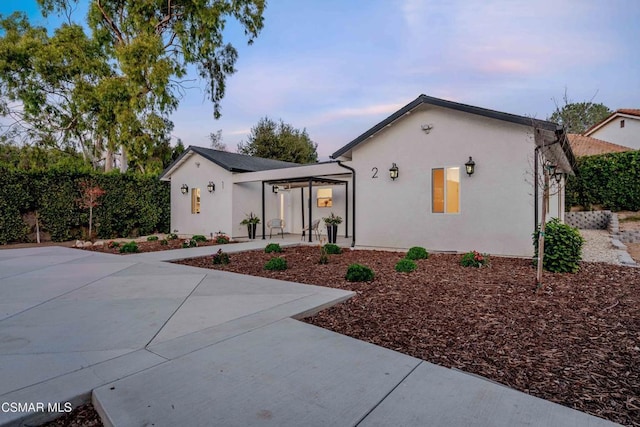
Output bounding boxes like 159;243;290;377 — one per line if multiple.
331;94;561;159
189;146;300;172
159;146;301;180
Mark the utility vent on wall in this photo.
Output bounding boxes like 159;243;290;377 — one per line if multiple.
421;124;433;134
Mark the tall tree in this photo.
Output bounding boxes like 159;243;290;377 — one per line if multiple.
38;0;266;171
209;129;227;151
548;100;612;134
237;117;318;164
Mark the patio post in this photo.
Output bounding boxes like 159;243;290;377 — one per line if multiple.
344;181;349;238
262;181;266;239
308;178;313;242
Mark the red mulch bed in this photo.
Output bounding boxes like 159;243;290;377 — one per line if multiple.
175;246;640;426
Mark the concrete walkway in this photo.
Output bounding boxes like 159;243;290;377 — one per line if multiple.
0;244;619;426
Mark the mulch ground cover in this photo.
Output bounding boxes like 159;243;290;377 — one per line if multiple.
79;238;232;254
175;246;640;426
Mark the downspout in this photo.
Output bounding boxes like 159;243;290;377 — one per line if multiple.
336;160;356;247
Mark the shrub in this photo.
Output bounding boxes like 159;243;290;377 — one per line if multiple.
212;249;230;265
461;250;490;268
324;243;342;255
147;235;159;241
182;239;197;248
192;234;207;242
406;246;428;260
214;231;230;244
345;263;374;282
264;257;287;271
119;241;139;253
395;258;417;273
265;243;282;253
533;218;584;273
160;239;168;246
107;241;120;248
167;233;178;240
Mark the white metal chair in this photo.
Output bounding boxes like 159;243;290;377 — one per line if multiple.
301;218;321;241
267;218;285;238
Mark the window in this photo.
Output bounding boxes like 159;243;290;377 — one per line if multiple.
317;188;332;208
191;188;200;214
432;167;460;213
620;119;625;128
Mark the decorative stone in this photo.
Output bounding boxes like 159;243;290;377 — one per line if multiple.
93;240;105;247
75;240;83;248
83;241;93;248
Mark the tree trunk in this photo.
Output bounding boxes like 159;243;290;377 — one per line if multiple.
536;172;549;291
105;149;113;172
35;210;41;244
89;205;93;241
119;147;128;172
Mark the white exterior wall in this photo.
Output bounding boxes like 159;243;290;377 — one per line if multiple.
169;153;233;237
351;106;540;257
589;116;640;149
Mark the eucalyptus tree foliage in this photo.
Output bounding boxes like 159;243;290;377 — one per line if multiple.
0;13;111;166
1;0;265;173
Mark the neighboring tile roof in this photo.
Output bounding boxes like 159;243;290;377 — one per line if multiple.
159;146;300;180
585;108;640;135
331;94;562;159
567;134;633;157
616;109;640;117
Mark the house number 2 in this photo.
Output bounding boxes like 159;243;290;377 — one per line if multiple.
371;167;378;178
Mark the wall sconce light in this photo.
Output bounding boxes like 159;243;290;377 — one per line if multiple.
180;184;189;194
553;172;563;184
207;181;215;193
272;185;279;194
465;157;475;176
389;163;399;180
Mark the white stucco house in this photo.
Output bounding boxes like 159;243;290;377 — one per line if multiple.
584;109;640;150
160;94;575;257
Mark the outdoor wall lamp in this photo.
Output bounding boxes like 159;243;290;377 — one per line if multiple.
272;185;279;194
389;163;399;180
180;184;189;194
553;172;563;184
207;181;215;193
465;157;475;176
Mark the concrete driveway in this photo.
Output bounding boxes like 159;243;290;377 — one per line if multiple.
0;245;619;426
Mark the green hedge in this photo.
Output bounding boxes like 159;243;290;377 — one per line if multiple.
0;168;170;244
566;151;640;211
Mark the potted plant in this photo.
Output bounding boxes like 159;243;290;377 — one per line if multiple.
240;212;261;239
323;212;342;244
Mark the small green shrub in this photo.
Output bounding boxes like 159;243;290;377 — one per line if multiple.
324;243;342;255
533;218;584;273
160;239;168;246
215;231;230;244
406;246;428;260
461;250;490;268
192;234;207;242
345;263;374;282
147;235;159;241
119;241;139;253
107;241;120;249
167;233;178;240
212;249;230;265
182;239;197;248
265;243;282;253
395;258;417;272
264;257;287;271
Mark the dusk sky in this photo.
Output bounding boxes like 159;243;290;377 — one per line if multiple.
1;0;638;159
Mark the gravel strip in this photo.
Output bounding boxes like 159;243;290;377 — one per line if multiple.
580;229;620;265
